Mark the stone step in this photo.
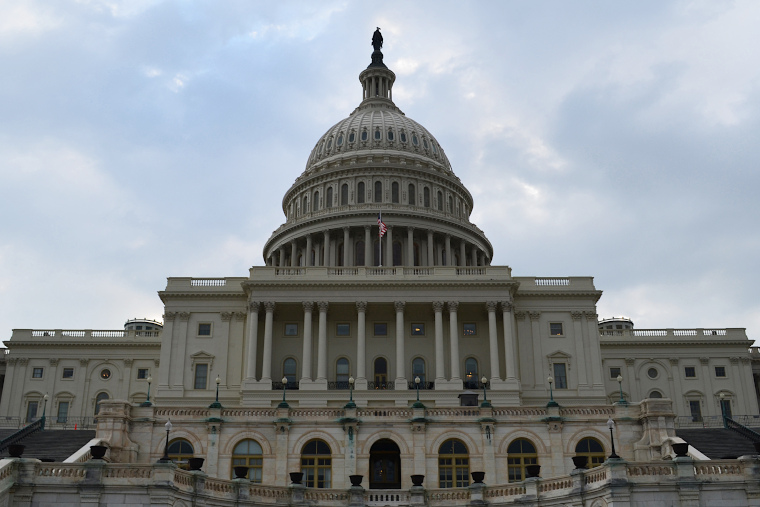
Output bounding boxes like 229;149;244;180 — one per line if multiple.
0;430;96;462
676;428;758;459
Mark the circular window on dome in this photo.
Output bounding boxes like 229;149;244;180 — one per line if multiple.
647;367;658;379
400;132;407;143
374;129;381;140
387;130;394;141
348;132;355;143
100;369;112;380
337;135;344;146
361;130;368;141
412;134;419;145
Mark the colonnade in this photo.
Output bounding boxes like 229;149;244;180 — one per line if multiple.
243;299;518;390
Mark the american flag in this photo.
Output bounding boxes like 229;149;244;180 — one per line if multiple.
377;213;387;237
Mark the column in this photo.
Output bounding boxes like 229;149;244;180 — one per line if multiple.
158;312;176;388
279;246;286;267
305;234;313;266
459;241;466;267
572;312;589;388
301;302;313;382
529;312;543;387
290;240;298;267
448;302;461;380
444;234;451;266
323;230;330;267
364;226;371;267
486;302;500;381
386;226;393;266
433;302;445;382
343;227;350;267
394;301;407;389
407;227;414;266
172;313;190;389
625;358;638;402
478;252;485;266
471;247;477;267
700;357;715;415
584;312;604;387
316;302;329;382
356;302;367;387
501;300;517;381
669;358;683;413
260;302;275;383
427;230;434;266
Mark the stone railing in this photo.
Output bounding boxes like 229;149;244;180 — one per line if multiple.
250;265;511;281
599;328;747;340
164;277;247;291
11;329;161;340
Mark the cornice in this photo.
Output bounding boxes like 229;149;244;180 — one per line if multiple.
8;341;162;348
241;279;519;293
159;292;246;303
516;291;603;301
600;340;751;348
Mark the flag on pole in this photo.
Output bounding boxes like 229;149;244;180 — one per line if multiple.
378;213;387;237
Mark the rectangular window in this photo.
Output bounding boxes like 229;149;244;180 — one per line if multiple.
684;366;696;378
336;323;350;336
57;401;69;423
715;366;726;378
26;401;38;422
689;400;702;422
32;367;43;379
553;363;567;389
609;367;621;379
137;368;149;380
284;323;299;336
463;323;477;336
62;367;74;379
197;323;212;336
194;364;209;389
411;323;425;336
374;323;387;336
550;323;564;336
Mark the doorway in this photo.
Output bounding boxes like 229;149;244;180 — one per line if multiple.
369;439;401;489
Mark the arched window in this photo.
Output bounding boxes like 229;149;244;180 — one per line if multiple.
341;184;348;206
437;191;443;211
168;439;194;470
355;241;365;266
303;195;308;214
337;242;344;266
438;439;469;488
283;358;297;388
575;438;605;468
374;181;383;203
374;357;388;388
412;358;426;385
392;241;402;266
313;191;320;211
357;182;365;204
336;358;349;389
424;187;430;208
326;187;333;208
391;182;399;203
408;184;416;205
649;390;663;399
232;439;263;482
464;358;478;389
301;439;331;488
94;392;109;415
370;439;401;489
507;439;538;482
413;243;420;266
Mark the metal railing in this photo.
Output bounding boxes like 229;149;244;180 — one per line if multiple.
407;381;435;390
675;415;760;429
327;381;350;390
271;381;300;390
367;381;394;390
0;418;43;452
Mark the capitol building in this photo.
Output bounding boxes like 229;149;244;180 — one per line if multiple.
1;31;759;507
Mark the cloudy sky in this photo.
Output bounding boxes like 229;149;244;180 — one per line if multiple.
1;1;759;343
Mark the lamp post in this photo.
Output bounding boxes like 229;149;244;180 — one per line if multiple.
209;375;222;409
413;376;425;409
480;376;491;408
41;394;49;430
141;376;153;407
607;417;620;459
345;376;356;409
279;376;290;408
157;420;173;463
616;375;627;405
547;376;559;407
720;392;727;427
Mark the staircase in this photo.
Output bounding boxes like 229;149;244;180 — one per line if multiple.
676;428;757;459
0;430;95;461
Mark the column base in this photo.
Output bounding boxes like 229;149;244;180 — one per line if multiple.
354;378;368;390
435;379;464;390
394;377;408;390
241;379;273;391
298;379;327;391
490;378;521;391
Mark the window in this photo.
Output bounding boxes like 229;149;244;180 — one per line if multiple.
56;401;69;423
647;367;658;379
62;367;74;379
326;187;333;208
391;182;399;203
32;367;43;379
337;134;343;146
438;439;469;488
100;369;111;380
301;440;331;488
689;400;702;422
387;129;394;141
313;190;320;211
355;241;365;266
392;241;402;266
361;130;368;141
283;358;297;387
400;131;407;143
715;366;726;378
408;184;416;205
411;323;425;336
609;367;621;379
357;182;365;204
95;392;109;415
194;364;208;389
412;358;426;384
412;134;419;146
137;368;149;379
168;439;194;470
507;439;538;482
374;357;388;388
553;363;567;389
229;439;263;481
437;191;443;211
26;401;38;422
336;323;350;336
340;184;348;205
575;438;605;468
463;323;477;336
336;358;349;388
685;366;696;378
349;132;355;143
464;358;478;389
649;390;663;399
284;324;298;336
424;187;430;207
448;196;453;213
549;323;564;336
198;323;212;336
374;323;387;336
374;129;381;140
374;181;382;203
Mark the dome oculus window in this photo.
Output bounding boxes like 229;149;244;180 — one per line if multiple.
400;132;407;143
100;369;112;380
387;130;394;141
647;367;658;379
361;130;368;141
374;129;381;140
349;132;355;143
337;135;343;146
412;134;419;145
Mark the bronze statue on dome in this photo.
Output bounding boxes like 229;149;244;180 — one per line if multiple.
372;28;383;51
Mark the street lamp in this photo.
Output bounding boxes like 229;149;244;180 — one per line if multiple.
547;376;559;407
41;394;49;430
607;417;620;459
616;375;627;405
413;376;425;409
209;375;222;409
480;376;491;408
345;376;356;409
141;376;153;407
720;392;727;426
157;420;173;463
279;376;290;408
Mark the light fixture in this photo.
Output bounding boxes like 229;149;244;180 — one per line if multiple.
607;417;619;459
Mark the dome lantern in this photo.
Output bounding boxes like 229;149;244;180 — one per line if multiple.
360;28;395;103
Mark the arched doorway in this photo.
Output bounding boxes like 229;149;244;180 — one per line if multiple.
369;439;401;489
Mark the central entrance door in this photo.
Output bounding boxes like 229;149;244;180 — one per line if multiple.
369;439;401;489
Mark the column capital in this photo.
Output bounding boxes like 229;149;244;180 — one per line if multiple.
669;358;679;366
625;358;636;366
514;311;526;320
394;301;406;312
343;226;349;232
179;312;190;321
730;356;740;365
163;311;177;321
123;358;133;366
248;301;260;313
264;301;276;313
528;311;541;321
234;312;246;321
584;311;598;321
303;301;314;312
49;358;59;366
432;301;444;313
571;311;583;321
364;225;371;231
447;301;459;313
221;312;233;322
500;300;513;313
318;301;329;313
486;301;498;313
79;358;89;367
356;301;367;313
699;357;709;365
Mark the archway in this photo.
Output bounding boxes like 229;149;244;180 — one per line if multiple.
369;439;401;489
